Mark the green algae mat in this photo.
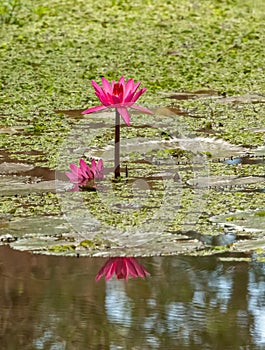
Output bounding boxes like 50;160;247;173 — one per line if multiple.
1;0;265;259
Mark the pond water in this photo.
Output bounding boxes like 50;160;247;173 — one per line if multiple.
1;245;265;350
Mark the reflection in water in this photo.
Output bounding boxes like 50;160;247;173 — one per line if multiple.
249;264;265;346
106;281;132;325
96;257;150;281
0;246;265;349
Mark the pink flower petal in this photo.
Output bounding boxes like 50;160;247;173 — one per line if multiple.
65;171;76;182
118;76;125;85
131;81;141;94
95;259;115;281
126;259;139;278
111;80;116;91
92;159;104;179
82;105;107;115
116;258;127;279
91;80;103;94
124;92;135;103
80;159;94;178
112;94;121;105
97;159;104;173
129;258;150;278
95;267;106;281
86;169;94;179
124;81;141;102
117;107;131;126
105;262;116;281
95;91;109;106
90;158;97;174
124;78;134;95
79;158;88;172
70;184;80;192
132;87;147;102
69;163;79;175
105;92;113;105
122;261;130;280
101;77;112;93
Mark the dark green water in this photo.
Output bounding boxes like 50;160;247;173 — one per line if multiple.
0;245;264;350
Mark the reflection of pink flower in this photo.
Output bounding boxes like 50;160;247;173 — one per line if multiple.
82;76;153;126
96;257;150;281
65;158;103;191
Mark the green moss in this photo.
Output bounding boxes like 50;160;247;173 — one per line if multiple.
79;238;112;249
254;211;265;217
226;216;245;222
47;244;76;252
0;192;61;217
79;239;95;248
256;257;265;262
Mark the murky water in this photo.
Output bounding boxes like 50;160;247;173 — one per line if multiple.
0;246;264;350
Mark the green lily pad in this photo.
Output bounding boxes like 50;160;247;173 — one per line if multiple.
0;176;67;195
0;162;34;174
188;175;265;188
0;215;70;238
210;210;265;233
217;93;265;105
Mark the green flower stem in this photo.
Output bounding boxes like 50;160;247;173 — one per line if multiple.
114;109;120;178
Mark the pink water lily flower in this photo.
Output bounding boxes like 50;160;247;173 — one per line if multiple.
82;76;153;126
96;257;150;281
65;158;103;191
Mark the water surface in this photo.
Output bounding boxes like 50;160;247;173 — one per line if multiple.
0;246;264;349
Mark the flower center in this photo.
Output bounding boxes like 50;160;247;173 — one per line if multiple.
113;83;123;96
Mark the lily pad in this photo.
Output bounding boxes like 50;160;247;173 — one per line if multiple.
164;89;220;100
232;239;265;253
218;93;265;104
0;162;34;174
178;137;246;159
0;216;70;238
253;146;265;157
84;136;246;163
0;176;67;195
188;175;265;188
210;210;265;233
0;213;204;257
